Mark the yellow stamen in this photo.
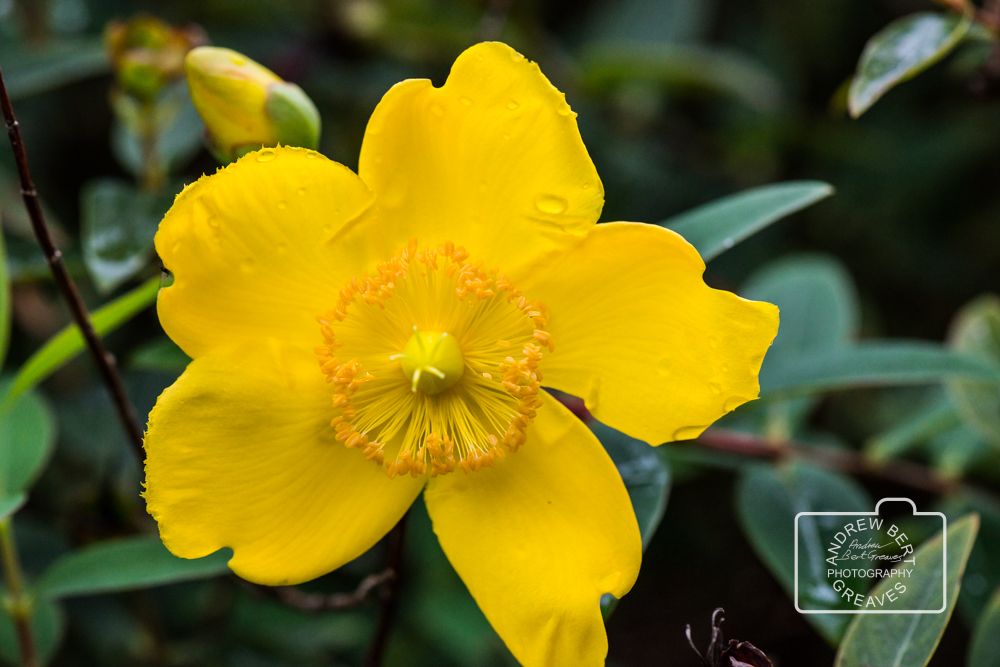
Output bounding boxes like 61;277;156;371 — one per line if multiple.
315;241;552;477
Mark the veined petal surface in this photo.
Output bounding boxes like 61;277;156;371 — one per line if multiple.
155;147;374;358
358;41;604;276
424;392;640;667
143;342;423;585
525;222;779;445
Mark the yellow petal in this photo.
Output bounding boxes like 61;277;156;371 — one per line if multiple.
358;41;603;275
424;392;640;667
143;341;423;585
526;222;779;445
155;146;374;358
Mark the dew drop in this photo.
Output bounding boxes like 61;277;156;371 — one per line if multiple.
655;358;672;377
277;200;288;210
206;217;220;229
160;269;174;288
459;96;473;106
430;103;445;117
256;148;277;163
240;258;256;274
296;186;307;196
276;242;288;255
506;99;519;110
305;151;320;159
672;425;704;441
535;194;568;215
709;382;722;395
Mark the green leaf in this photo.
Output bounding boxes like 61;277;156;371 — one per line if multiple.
36;536;230;599
937;492;1000;623
0;385;56;499
80;180;170;293
969;586;1000;667
129;337;190;373
763;342;1000;397
0;595;63;666
0;38;108;99
0;494;25;521
946;296;1000;450
0;230;11;368
737;255;858;435
835;514;980;667
865;397;961;462
849;12;972;118
2;276;160;408
663;182;833;262
580;42;784;112
736;461;870;644
591;421;670;549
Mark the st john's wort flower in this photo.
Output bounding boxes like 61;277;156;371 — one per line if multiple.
144;42;778;667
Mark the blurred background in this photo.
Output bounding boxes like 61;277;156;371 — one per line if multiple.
0;0;998;665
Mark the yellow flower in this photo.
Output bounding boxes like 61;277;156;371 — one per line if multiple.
144;42;778;666
184;46;321;161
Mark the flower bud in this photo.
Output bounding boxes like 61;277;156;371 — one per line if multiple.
184;46;321;162
105;15;205;101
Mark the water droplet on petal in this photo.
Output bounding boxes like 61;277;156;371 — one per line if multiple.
256;148;277;162
276;242;288;255
459;96;473;106
430;103;445;117
277;200;288;210
656;358;672;377
672;425;705;441
535;194;568;215
506;99;519;110
709;382;722;395
297;186;307;196
240;258;256;274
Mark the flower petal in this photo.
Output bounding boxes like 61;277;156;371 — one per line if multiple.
358;41;603;275
143;341;423;585
526;222;779;445
424;392;640;667
155;146;374;358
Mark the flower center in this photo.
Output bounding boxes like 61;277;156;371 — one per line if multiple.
316;242;552;477
394;330;464;395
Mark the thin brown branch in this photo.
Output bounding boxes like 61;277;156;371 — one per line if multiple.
364;513;408;667
696;429;957;495
0;68;145;458
0;520;37;667
248;568;396;612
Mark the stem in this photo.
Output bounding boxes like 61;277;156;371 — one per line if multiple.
0;520;37;667
248;567;396;612
0;68;145;459
138;101;165;193
364;513;408;667
696;429;957;495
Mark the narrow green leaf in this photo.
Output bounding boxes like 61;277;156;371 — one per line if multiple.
591;421;671;549
0;595;63;666
969;586;1000;667
835;514;980;667
36;536;230;599
763;342;1000;397
0;386;56;499
849;12;972;118
736;461;870;644
0;494;25;521
81;180;171;293
664;182;834;262
865;399;962;462
946;296;1000;450
0;230;11;367
2;276;159;408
